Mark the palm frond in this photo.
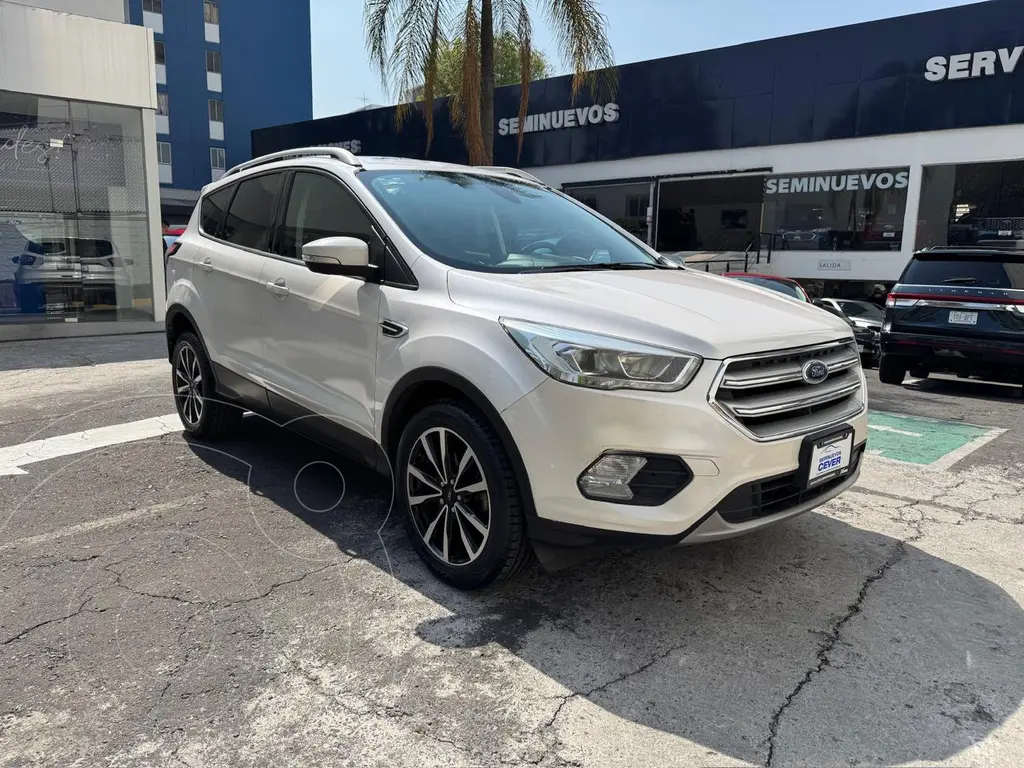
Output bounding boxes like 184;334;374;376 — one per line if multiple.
452;0;486;164
513;0;532;160
419;2;446;153
543;0;616;102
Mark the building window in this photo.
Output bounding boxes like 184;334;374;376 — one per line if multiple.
761;167;910;252
143;0;162;12
918;160;1024;250
0;90;155;325
154;41;166;67
565;182;652;242
208;99;224;123
156;92;169;116
204;0;220;24
210;147;226;170
157;141;172;165
656;175;765;252
206;50;222;75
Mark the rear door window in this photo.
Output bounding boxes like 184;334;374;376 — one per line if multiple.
902;257;1024;289
221;173;283;250
200;186;234;238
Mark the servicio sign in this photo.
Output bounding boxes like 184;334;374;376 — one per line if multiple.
925;46;1023;82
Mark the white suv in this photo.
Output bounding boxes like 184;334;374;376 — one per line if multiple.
165;147;868;589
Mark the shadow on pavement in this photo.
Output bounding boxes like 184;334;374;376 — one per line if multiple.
0;333;165;372
186;415;1024;766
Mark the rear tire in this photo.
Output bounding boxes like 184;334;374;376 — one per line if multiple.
396;400;534;590
878;355;908;386
171;332;243;439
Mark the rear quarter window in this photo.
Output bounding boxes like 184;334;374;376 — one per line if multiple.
200;185;234;238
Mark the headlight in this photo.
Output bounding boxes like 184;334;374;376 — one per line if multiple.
500;318;702;392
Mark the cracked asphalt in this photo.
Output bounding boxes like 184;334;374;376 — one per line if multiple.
1;334;1023;767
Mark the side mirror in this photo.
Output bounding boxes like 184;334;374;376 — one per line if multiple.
301;236;377;279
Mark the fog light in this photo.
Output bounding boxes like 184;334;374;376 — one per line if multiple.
578;454;647;501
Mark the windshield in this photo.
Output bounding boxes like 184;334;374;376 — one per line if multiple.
359;170;662;272
836;300;884;321
733;275;808;301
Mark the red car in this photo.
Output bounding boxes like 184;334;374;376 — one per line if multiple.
721;272;811;302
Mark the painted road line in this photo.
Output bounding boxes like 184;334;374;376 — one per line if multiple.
0;494;214;552
0;414;181;476
867;411;1006;467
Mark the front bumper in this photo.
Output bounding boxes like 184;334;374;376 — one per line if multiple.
500;363;868;544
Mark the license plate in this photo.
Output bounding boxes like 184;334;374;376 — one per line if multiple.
803;428;854;489
999;230;1012;237
856;343;865;353
948;310;978;325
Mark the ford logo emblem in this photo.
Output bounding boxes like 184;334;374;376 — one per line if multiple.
801;360;829;384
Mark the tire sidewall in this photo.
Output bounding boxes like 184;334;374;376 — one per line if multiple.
396;402;519;589
172;332;215;434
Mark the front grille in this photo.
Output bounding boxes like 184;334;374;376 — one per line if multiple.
714;443;865;524
709;340;865;441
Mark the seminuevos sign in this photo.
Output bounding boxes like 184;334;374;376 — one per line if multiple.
925;46;1023;82
498;103;619;136
765;170;909;195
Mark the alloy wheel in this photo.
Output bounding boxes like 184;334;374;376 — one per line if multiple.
175;343;204;427
406;427;491;566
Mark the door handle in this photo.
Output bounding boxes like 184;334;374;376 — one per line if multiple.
266;278;290;297
200;258;213;273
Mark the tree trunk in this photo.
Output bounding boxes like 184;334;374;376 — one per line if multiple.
479;0;495;164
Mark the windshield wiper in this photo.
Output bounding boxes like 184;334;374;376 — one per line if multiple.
519;262;666;273
942;277;979;285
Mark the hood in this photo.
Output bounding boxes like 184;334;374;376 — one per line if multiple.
850;317;882;330
447;268;853;359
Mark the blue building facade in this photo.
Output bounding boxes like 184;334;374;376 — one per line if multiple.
253;0;1024;297
130;0;312;221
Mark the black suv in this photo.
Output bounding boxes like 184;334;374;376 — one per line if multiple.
879;248;1024;386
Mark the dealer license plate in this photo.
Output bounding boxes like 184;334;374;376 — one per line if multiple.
948;310;978;325
805;431;853;489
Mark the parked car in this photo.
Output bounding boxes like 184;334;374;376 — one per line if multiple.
166;148;867;589
879;247;1024;386
720;272;811;302
813;298;882;368
12;237;131;314
813;301;879;368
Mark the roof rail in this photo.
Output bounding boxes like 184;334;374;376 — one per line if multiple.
224;146;362;178
476;166;544;184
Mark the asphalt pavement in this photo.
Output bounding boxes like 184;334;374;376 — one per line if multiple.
1;333;1022;768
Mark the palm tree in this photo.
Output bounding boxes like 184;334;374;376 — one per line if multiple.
364;0;616;165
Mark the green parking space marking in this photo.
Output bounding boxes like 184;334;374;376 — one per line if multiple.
866;411;1006;469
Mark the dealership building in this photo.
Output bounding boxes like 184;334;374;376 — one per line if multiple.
254;0;1024;302
0;0;163;340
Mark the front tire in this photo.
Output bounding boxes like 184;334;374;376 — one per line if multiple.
878;354;908;386
171;332;243;439
396;401;534;590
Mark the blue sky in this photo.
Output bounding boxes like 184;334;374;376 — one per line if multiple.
311;0;978;117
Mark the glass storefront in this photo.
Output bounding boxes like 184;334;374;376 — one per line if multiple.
0;91;154;325
656;175;765;253
565;182;652;242
917;160;1024;251
762;167;910;252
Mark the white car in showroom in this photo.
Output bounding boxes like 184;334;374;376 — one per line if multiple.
165;148;867;589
